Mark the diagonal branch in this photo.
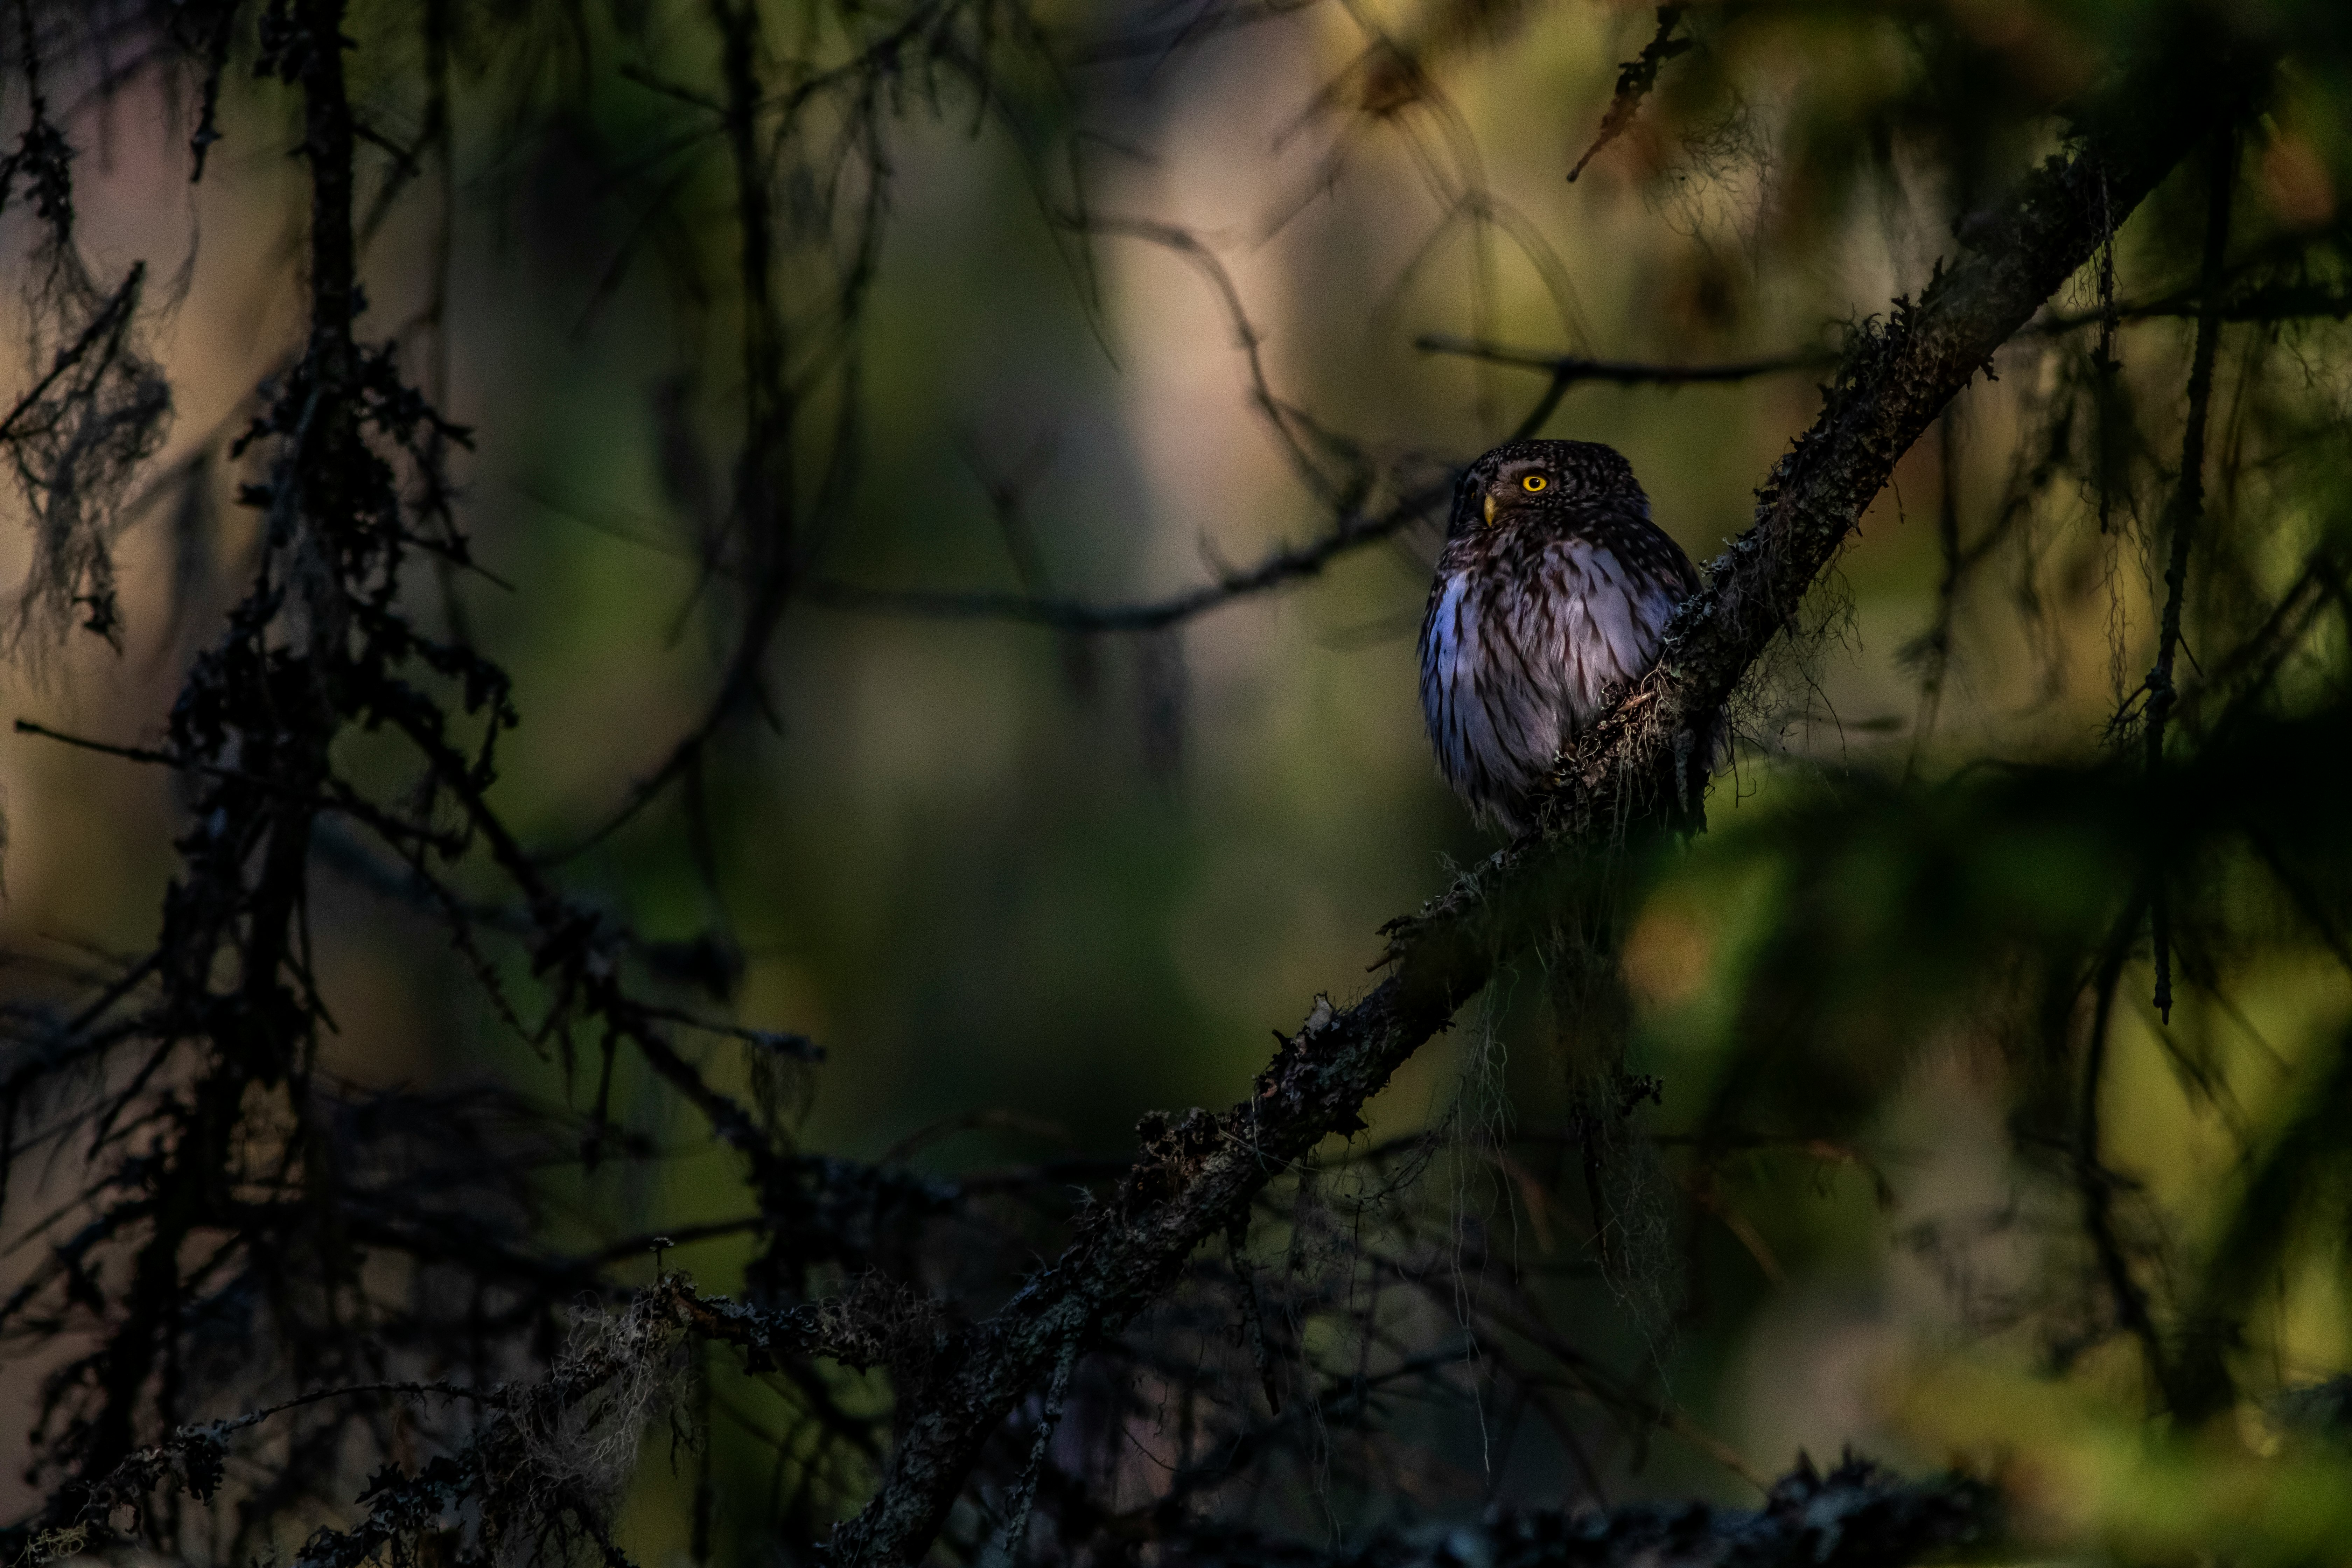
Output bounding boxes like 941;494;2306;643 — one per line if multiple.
820;28;2274;1568
1568;5;1693;183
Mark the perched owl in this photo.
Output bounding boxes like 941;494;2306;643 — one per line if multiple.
1417;439;1705;834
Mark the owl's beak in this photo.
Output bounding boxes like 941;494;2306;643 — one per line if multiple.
1482;494;1497;528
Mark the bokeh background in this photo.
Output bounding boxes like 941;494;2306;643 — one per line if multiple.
7;0;2352;1561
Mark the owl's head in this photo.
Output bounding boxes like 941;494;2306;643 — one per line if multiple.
1446;438;1649;538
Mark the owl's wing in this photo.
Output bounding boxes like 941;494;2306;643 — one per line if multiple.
1611;509;1703;603
1594;512;1720;787
1492;509;1685;736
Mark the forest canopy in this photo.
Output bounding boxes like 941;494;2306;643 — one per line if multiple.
0;1;2349;1566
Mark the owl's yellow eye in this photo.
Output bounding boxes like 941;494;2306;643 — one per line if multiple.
1521;475;1548;493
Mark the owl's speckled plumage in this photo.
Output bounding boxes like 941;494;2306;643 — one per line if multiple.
1418;439;1703;833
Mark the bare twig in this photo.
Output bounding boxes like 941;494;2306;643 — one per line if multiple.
1568;6;1692;183
807;481;1448;631
2141;130;2238;1024
1414;334;1835;384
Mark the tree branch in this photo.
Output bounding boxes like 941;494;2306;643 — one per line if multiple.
820;26;2274;1567
806;479;1447;632
1567;5;1693;184
801;337;1827;638
1157;1453;1992;1568
1414;335;1836;385
2142;128;2238;1024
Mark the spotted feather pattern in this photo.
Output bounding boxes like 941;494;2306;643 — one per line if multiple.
1417;439;1704;833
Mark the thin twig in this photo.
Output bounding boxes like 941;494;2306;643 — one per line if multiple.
2142;128;2237;1025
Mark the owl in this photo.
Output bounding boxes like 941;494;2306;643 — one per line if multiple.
1417;439;1706;834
